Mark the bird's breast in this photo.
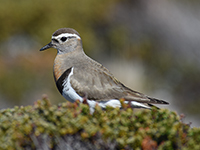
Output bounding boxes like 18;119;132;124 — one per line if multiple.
53;54;69;81
54;62;63;81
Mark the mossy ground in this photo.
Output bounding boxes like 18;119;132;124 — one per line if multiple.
0;98;199;150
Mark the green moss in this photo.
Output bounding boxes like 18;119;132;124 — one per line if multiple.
0;98;199;149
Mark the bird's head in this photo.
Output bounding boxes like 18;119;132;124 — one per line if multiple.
40;28;82;54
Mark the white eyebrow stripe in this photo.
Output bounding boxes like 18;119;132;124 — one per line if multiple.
52;33;81;40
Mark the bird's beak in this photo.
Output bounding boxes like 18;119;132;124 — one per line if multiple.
40;42;53;51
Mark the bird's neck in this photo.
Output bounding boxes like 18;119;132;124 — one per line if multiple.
53;49;85;81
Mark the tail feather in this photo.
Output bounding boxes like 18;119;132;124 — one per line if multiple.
147;103;160;109
124;96;169;105
147;97;169;105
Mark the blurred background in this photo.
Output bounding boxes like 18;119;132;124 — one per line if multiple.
0;0;200;127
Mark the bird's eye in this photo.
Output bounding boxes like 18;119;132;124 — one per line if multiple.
61;37;67;42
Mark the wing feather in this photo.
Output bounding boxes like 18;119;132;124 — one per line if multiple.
69;60;168;105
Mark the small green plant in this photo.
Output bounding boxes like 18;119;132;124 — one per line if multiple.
0;98;199;150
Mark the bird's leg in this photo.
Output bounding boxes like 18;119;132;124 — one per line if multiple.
82;93;89;105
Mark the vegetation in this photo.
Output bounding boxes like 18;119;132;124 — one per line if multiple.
0;98;199;150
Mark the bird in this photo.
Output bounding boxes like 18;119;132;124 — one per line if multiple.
40;28;168;112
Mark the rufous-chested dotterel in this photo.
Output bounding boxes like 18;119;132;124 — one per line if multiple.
40;28;168;112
